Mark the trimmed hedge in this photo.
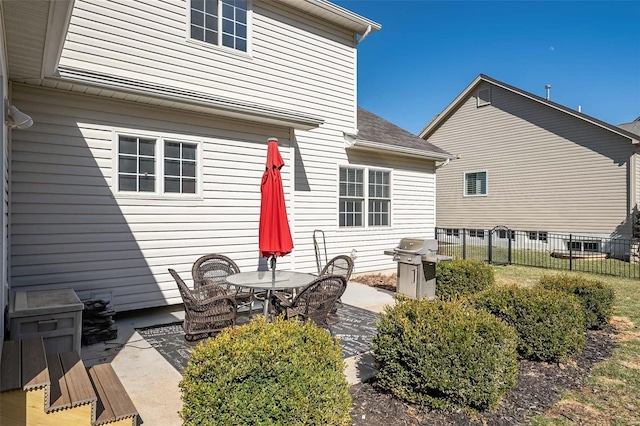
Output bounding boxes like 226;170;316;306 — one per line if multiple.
537;273;614;330
180;317;351;426
373;298;518;411
474;286;585;362
435;259;495;299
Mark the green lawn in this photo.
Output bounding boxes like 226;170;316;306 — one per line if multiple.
493;266;640;425
440;245;640;279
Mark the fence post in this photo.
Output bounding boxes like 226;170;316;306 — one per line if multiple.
488;230;493;264
508;231;512;264
569;234;573;271
462;228;467;259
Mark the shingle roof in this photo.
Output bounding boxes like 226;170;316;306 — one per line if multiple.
618;121;640;138
356;107;451;157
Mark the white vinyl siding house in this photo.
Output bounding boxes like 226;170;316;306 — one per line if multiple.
0;0;450;313
421;75;640;243
3;0;450;311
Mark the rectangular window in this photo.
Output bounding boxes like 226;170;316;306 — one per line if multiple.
339;167;391;228
528;231;538;240
117;134;200;196
339;168;364;227
568;241;582;251
190;0;248;52
469;229;485;239
583;241;599;252
498;229;516;240
118;136;156;193
537;232;548;242
164;141;198;194
368;170;390;226
446;228;460;237
464;171;487;196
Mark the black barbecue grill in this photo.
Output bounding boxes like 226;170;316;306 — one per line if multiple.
384;238;452;299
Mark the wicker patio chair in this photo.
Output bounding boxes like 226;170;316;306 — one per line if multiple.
169;269;237;341
320;255;354;282
320;254;354;313
270;274;347;331
192;254;256;317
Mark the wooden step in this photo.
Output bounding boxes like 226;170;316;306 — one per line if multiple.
88;363;138;426
46;351;97;415
0;340;21;392
0;338;50;393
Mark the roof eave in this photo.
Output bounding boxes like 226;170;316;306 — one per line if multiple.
41;0;75;78
52;67;324;130
275;0;381;35
348;138;453;161
420;74;640;143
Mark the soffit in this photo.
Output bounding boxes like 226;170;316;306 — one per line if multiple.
3;0;50;79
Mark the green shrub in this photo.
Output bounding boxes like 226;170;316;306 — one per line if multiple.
537;273;615;330
436;259;495;299
179;316;351;426
474;286;585;362
373;298;518;411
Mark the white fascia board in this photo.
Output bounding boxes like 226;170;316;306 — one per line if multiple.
350;138;454;161
276;0;381;35
42;0;75;78
54;67;325;130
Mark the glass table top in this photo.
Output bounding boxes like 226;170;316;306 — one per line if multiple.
226;270;315;290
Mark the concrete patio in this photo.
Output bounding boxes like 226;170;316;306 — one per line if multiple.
80;280;396;425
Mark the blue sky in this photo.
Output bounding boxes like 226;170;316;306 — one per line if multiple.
333;0;640;134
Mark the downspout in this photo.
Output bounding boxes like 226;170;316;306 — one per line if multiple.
356;25;372;44
435;158;450;169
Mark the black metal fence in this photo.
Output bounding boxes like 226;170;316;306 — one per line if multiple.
435;227;640;279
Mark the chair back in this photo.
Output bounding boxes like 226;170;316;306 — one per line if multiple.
169;268;197;306
192;254;240;290
292;274;347;328
320;255;354;282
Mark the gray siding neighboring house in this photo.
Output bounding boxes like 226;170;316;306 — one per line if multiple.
420;74;640;255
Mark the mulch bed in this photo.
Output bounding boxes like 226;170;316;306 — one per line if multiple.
348;274;618;425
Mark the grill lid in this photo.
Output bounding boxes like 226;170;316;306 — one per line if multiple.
396;238;438;255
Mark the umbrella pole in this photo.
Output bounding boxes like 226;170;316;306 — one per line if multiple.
270;255;276;280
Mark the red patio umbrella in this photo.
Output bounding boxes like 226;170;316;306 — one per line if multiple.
259;138;293;272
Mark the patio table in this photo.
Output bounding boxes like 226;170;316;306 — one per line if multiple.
226;270;315;319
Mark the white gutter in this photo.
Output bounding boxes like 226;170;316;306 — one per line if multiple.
349;138;454;161
55;67;325;130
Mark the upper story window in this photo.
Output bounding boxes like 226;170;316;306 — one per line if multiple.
339;167;391;228
190;0;248;52
117;134;200;196
464;171;487;196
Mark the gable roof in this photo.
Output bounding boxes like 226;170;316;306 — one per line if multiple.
419;74;640;144
346;107;452;161
618;120;640;138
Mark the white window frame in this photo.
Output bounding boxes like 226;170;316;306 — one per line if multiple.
463;170;488;197
187;0;252;55
528;231;548;242
498;229;515;240
112;129;203;199
477;87;491;107
469;229;485;239
338;165;392;229
446;228;460;237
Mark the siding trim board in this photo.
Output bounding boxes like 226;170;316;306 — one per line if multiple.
420;74;640;145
